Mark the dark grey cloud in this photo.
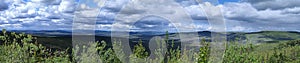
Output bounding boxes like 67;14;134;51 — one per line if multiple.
31;0;61;5
128;16;180;32
46;15;61;19
119;8;146;15
191;15;208;20
0;0;8;11
242;0;272;4
133;16;170;30
243;0;300;10
101;0;128;12
175;0;198;6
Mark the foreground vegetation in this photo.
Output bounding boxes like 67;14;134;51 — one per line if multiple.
0;29;300;63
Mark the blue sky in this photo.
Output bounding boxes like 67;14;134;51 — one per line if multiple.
0;0;300;32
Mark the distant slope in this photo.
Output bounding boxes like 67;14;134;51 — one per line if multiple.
162;31;300;44
227;31;300;43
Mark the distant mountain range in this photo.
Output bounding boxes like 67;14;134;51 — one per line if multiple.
7;30;300;43
3;30;300;50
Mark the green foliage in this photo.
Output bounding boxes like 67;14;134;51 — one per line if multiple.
222;40;300;63
166;44;181;63
278;40;300;49
262;31;300;40
197;39;210;63
0;29;71;63
223;42;257;63
132;39;149;58
72;42;102;63
98;40;122;63
1;29;300;63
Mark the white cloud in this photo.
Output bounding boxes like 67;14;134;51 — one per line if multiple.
222;3;258;19
0;0;299;32
0;0;76;30
59;0;75;13
221;2;300;32
282;7;300;14
110;0;202;32
0;24;22;29
230;26;246;31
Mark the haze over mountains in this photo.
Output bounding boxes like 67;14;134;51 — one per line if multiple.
1;30;299;51
7;30;300;43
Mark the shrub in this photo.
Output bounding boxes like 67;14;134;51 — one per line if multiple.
0;29;71;63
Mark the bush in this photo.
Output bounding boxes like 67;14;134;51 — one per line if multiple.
0;29;71;63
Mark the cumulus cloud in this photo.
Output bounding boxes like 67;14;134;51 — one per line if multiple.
0;0;299;32
59;0;75;13
110;0;203;32
282;7;300;14
0;0;75;30
221;2;300;31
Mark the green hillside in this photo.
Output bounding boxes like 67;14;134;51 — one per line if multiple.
0;29;300;63
229;31;300;43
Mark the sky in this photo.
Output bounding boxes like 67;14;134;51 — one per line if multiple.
0;0;299;32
